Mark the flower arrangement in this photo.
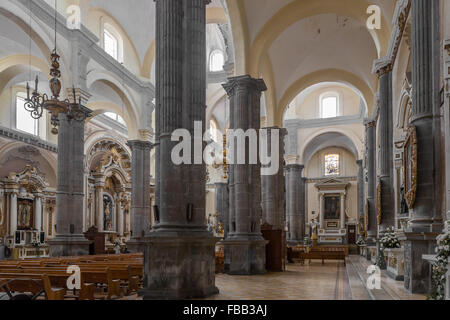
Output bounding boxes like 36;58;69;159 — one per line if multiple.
379;227;400;250
356;236;366;246
428;234;450;300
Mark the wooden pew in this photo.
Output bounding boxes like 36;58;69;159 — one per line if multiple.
0;273;66;300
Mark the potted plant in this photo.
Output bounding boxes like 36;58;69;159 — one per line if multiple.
380;227;401;250
356;236;365;255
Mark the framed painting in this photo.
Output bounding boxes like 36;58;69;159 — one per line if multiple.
403;125;417;209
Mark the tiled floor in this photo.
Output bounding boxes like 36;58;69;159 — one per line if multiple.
124;255;426;300
203;256;425;300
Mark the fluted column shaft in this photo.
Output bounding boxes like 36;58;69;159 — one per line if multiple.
365;121;377;243
378;71;395;232
223;75;267;237
127;140;152;239
401;0;442;294
215;182;229;237
261;127;286;230
35;194;42;232
142;0;218;299
285;164;304;243
356;160;364;234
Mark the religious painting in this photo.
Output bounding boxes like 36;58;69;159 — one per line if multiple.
403;125;417;209
324;195;340;220
0;195;5;236
103;194;114;231
17;199;34;230
324;154;340;176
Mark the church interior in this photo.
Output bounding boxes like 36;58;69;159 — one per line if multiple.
0;0;450;302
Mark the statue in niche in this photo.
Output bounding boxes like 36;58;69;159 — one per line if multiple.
103;195;113;231
17;199;33;230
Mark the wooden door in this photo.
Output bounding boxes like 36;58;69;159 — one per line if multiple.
347;225;356;244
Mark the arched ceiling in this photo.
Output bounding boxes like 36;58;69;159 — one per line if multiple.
303;132;359;166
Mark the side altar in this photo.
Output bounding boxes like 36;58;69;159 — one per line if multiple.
315;178;350;244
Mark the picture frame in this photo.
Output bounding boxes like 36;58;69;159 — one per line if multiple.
403;125;418;209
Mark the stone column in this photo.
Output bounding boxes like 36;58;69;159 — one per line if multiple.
222;75;267;275
141;0;218;300
375;66;395;233
117;198;124;237
215;182;229;238
50;107;92;257
365;120;377;256
126;140;152;252
93;175;104;232
356;160;365;234
402;0;443;294
443;40;450;229
9;192;17;236
340;193;346;229
261;127;286;230
319;193;325;229
34;194;42;232
285;164;304;244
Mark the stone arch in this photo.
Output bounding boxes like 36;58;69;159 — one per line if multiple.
299;129;363;164
248;0;390;78
277;69;374;126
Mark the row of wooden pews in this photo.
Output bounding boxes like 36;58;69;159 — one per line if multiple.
0;253;143;300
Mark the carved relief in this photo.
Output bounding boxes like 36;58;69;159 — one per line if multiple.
403;125;417;209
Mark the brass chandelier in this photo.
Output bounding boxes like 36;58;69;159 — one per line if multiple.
24;0;90;135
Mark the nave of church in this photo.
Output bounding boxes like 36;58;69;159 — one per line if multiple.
0;0;450;303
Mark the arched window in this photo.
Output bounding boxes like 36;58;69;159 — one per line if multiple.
324;154;340;176
105;112;126;126
209;50;224;72
320;94;339;118
103;24;123;62
16;94;42;137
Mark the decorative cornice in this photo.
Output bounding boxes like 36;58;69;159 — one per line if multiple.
372;0;411;76
0;126;58;153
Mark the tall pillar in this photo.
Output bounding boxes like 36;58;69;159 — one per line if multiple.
222;75;267;275
340;193;346;230
117;197;124;237
215;182;229;238
34;194;42;232
261;127;286;230
365;120;377;250
356;160;365;234
319;193;325;229
9;192;17;236
49;107;92;257
126;140;152;252
402;0;443;294
285;164;304;244
141;0;218;300
93;175;104;232
443;39;450;229
375;65;395;232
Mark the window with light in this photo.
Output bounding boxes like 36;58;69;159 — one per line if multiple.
16;95;38;136
209;50;224;72
325;154;340;176
105;112;126;126
104;28;118;60
321;96;338;118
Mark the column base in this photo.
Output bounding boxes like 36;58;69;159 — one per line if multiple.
49;235;91;257
139;231;219;300
126;237;146;253
401;231;439;294
223;235;268;275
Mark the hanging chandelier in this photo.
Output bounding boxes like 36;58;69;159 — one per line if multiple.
23;0;91;135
